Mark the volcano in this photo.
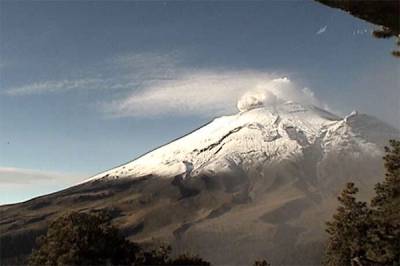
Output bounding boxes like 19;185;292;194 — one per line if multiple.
1;102;399;265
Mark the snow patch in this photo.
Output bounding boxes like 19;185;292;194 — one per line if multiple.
85;101;393;183
344;110;358;122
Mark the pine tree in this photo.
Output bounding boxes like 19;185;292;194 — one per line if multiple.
324;183;371;266
367;140;400;265
372;140;400;213
325;140;400;266
29;211;212;266
29;211;141;266
168;254;211;265
253;259;271;266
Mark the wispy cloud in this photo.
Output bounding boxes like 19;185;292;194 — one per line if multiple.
3;52;329;118
0;167;87;204
103;70;328;118
5;78;104;96
4;52;181;96
0;167;84;184
316;25;328;35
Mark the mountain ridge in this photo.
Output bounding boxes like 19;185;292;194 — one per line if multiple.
1;102;399;265
85;101;391;186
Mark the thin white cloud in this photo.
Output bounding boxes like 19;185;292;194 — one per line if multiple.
316;25;328;35
0;167;84;185
3;52;330;118
5;78;103;96
4;52;181;96
104;71;328;118
0;167;87;204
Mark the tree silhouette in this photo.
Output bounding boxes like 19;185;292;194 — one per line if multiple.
325;140;400;265
324;183;371;266
29;211;211;266
29;211;140;266
367;140;400;264
253;259;271;266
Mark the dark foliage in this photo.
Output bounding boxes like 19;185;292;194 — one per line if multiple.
324;183;371;266
373;140;400;210
372;27;395;39
324;140;400;266
28;211;211;266
368;140;400;264
1;228;46;264
253;259;271;266
28;211;140;266
137;245;210;266
168;254;211;266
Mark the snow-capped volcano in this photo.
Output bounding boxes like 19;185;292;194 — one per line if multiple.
2;101;399;266
85;101;398;198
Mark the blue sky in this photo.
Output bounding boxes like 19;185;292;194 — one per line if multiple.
0;1;399;204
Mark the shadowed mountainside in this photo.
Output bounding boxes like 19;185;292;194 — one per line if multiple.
0;161;385;265
2;104;399;265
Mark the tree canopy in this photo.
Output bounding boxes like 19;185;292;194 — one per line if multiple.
29;211;210;266
325;140;400;266
29;211;140;266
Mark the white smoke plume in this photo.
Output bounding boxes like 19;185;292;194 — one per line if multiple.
236;77;324;112
237;90;278;112
105;71;327;117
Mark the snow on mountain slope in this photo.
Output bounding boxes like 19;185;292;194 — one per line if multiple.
2;101;399;266
86;101;395;184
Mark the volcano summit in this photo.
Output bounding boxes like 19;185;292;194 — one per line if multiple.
1;101;399;265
